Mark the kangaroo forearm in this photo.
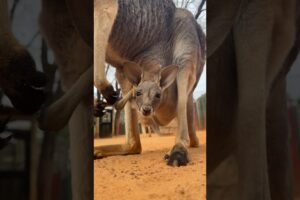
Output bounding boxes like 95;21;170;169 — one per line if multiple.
93;0;117;90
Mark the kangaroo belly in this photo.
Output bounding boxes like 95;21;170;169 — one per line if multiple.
108;0;175;60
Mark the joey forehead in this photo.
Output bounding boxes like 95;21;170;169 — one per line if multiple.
137;81;161;92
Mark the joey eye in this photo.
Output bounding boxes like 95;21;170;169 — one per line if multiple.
155;93;161;98
136;91;142;96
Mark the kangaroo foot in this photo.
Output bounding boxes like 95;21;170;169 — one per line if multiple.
190;136;199;147
94;143;142;159
164;143;189;167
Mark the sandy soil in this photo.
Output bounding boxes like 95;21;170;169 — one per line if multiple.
94;131;206;200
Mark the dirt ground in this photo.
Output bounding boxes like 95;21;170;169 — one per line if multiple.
94;131;206;200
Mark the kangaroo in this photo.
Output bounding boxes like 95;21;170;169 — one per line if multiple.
94;0;206;166
207;0;300;199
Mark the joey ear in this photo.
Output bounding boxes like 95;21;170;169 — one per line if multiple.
160;65;179;90
123;61;142;86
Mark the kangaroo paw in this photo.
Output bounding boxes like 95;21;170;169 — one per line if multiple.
101;85;119;105
165;143;189;167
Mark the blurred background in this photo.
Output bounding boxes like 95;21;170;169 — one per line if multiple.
287;52;300;196
0;0;71;200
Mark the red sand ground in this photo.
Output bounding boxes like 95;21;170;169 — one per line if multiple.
94;131;206;200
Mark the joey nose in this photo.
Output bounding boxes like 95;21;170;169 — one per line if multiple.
142;105;152;116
